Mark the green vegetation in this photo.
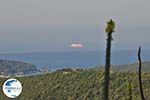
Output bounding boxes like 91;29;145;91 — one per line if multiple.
0;59;37;75
0;67;150;100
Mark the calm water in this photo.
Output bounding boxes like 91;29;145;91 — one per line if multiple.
0;50;150;70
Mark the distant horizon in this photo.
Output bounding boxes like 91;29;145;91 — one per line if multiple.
0;48;150;54
0;0;150;53
0;50;150;69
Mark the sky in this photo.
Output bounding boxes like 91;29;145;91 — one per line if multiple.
0;0;150;53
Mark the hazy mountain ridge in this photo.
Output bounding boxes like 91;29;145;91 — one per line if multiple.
111;61;150;72
93;61;150;72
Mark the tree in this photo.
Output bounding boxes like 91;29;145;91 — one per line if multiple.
103;19;115;100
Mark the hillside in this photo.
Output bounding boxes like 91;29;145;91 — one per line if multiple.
0;59;38;75
0;68;150;100
112;61;150;72
93;61;150;72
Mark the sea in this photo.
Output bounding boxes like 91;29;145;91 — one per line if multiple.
0;50;150;70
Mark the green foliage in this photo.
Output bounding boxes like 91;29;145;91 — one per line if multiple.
0;68;150;100
127;80;132;100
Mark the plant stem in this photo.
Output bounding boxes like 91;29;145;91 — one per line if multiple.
138;46;145;100
103;32;112;100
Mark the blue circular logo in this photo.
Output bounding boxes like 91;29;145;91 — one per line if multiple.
2;78;22;98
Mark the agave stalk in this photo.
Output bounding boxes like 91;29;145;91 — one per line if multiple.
103;19;115;100
138;47;145;100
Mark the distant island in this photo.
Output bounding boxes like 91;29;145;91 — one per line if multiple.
0;59;38;76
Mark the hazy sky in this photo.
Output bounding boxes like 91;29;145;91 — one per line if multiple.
0;0;150;53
